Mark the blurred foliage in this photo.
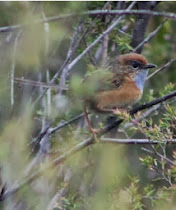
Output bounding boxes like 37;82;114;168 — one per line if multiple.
0;1;176;210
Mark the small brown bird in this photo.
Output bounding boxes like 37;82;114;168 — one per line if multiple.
83;53;156;133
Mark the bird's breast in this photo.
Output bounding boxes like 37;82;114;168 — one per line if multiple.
95;78;142;110
134;70;148;92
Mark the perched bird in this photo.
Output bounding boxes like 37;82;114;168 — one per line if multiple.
83;53;156;133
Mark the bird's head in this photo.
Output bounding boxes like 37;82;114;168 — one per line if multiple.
115;53;156;74
112;53;156;91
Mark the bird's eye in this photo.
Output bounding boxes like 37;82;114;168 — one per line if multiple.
131;61;141;69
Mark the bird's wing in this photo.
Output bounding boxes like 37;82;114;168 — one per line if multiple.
83;69;124;93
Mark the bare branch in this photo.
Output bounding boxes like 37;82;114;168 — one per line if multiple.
130;89;176;115
82;2;113;66
3;8;176;33
28;113;84;155
49;113;84;134
142;147;176;167
117;28;132;38
133;19;167;53
87;9;176;21
66;3;136;71
101;138;176;144
42;10;51;115
147;57;176;80
14;77;68;90
124;104;160;129
57;19;83;96
28;120;52;156
0;14;76;33
10;32;21;106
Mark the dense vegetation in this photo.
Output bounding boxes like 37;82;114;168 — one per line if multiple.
0;2;176;209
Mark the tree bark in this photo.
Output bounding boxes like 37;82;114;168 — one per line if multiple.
130;1;159;53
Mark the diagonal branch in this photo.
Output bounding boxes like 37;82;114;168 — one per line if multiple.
130;90;176;115
147;57;176;80
57;19;83;96
28;113;84;154
142;147;176;167
66;3;136;71
133;19;167;53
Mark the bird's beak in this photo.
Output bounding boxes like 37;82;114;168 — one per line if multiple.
144;63;157;69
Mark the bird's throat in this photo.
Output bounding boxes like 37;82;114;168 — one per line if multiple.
134;70;148;92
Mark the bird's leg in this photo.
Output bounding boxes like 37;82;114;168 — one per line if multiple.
83;107;100;135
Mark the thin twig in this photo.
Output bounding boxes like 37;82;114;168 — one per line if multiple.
28;113;84;152
133;19;167;53
151;165;172;186
86;9;176;21
3;9;176;34
57;19;83;96
81;2;113;66
0;14;76;33
117;28;132;38
14;77;68;89
49;113;84;134
28;120;52;156
10;32;21;106
141;147;176;167
46;71;51;114
147;57;176;80
124;104;160;129
42;10;51;115
100;138;176;144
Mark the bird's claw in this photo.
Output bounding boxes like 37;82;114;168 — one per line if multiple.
90;128;100;142
112;108;127;115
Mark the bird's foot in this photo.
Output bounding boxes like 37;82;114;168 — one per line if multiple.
112;108;127;115
112;108;122;115
112;108;130;120
90;128;101;134
90;128;100;143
